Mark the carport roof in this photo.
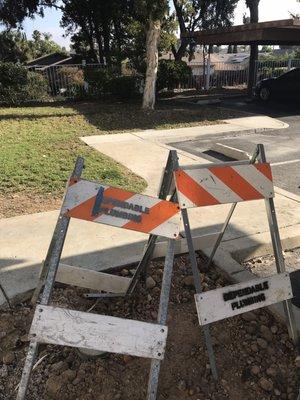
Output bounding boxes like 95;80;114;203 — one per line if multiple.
185;19;300;46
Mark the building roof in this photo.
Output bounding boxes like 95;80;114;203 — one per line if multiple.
26;52;97;68
187;19;300;46
26;52;69;67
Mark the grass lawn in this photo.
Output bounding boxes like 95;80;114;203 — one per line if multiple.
0;100;243;217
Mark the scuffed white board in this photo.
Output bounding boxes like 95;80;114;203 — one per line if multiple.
30;305;167;360
56;264;131;293
195;273;293;326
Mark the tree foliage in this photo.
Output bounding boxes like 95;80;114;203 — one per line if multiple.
0;0;56;27
172;0;239;60
0;30;30;62
60;0;133;65
29;30;62;59
0;29;62;62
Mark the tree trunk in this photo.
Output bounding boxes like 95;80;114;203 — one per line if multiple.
246;0;260;96
172;40;188;61
142;17;161;110
172;0;189;61
248;44;258;95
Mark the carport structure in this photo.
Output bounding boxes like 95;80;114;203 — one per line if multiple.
184;19;300;94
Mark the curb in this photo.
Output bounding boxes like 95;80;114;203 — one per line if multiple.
203;233;300;334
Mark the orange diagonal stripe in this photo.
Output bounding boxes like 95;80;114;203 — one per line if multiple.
123;200;180;234
209;166;263;201
255;163;273;181
175;170;220;207
66;184;135;221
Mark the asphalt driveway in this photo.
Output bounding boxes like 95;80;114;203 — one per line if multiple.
170;98;300;195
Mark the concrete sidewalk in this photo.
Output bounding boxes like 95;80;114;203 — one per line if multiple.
0;114;297;306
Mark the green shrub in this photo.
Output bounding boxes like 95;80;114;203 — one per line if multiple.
0;62;28;103
0;62;48;104
56;67;85;99
258;66;288;81
157;60;192;91
105;75;142;99
0;62;28;88
58;67;85;86
84;67;113;97
25;72;49;100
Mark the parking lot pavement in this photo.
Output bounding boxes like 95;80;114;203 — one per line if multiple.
170;98;300;195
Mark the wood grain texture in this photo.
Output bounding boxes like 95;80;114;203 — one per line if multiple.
195;273;293;326
56;264;131;293
30;305;168;360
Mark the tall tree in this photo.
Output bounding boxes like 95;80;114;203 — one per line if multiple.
28;30;62;59
0;0;171;109
0;0;56;27
0;29;62;62
172;0;239;61
144;1;168;109
245;0;260;95
131;0;169;109
0;30;30;62
60;0;132;66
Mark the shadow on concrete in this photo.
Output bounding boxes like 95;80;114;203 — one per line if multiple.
1;218;299;312
0;258;27;269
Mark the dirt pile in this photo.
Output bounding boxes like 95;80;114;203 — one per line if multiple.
0;255;299;399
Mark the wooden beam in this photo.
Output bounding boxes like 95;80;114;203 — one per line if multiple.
56;232;220;290
56;264;131;293
195;273;293;326
185;19;300;46
29;305;168;360
184;19;300;38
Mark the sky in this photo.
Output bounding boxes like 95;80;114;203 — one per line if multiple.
18;0;300;50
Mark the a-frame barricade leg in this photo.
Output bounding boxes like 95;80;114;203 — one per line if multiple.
147;239;175;399
17;157;84;400
258;144;298;344
170;150;219;380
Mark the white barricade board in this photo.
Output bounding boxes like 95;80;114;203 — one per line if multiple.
195;273;293;326
29;306;168;360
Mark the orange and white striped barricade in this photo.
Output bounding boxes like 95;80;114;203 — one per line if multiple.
17;157;181;400
169;144;297;378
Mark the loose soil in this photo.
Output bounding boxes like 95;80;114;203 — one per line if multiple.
0;254;299;400
0;193;62;219
243;248;300;277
